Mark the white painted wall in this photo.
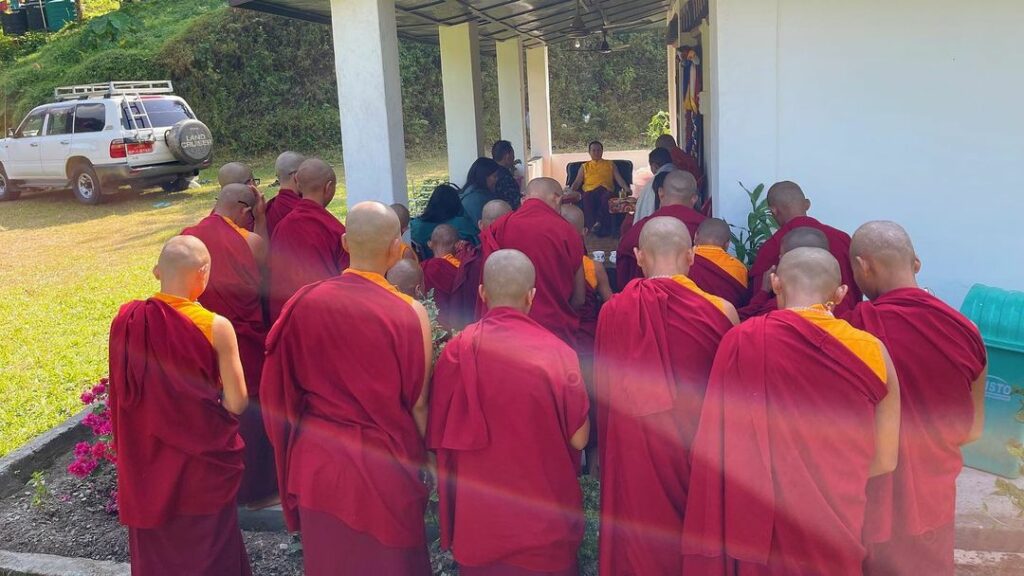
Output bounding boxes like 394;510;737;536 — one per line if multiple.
329;0;407;205
526;46;553;167
439;22;484;184
708;0;1024;306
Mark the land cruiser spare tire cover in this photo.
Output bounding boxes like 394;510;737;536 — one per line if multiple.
165;119;213;164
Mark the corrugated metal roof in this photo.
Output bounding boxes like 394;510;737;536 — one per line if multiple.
228;0;674;48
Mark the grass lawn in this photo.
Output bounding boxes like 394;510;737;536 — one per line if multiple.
0;154;447;456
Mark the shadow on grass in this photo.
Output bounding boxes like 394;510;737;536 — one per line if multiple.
0;186;214;231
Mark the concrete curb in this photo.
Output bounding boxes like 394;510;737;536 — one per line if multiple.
0;550;129;576
0;410;89;500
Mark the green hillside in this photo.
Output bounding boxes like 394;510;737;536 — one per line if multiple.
1;0;666;160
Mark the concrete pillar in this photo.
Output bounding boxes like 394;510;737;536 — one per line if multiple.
495;38;527;164
667;44;678;139
329;0;408;206
526;46;553;168
439;22;485;184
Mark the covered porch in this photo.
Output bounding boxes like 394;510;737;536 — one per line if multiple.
227;0;695;205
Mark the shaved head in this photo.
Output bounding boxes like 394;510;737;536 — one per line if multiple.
482;249;536;310
781;226;830;254
639;216;692;258
215;183;255;210
212;183;256;227
851;221;917;267
480;199;512;229
766;181;810;224
155;235;211;300
429;223;458;256
344;201;401;262
390;203;411;231
661;171;699;206
560;204;586;235
157;235;210;276
386;258;424;299
525;177;563;210
275;151;306;188
654;134;678;150
695;218;732;248
217;162;253;187
295;158;337;206
776;247;842;302
851;220;920;300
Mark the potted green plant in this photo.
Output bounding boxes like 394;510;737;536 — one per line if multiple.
729;182;778;267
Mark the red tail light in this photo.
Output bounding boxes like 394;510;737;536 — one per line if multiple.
109;139;154;159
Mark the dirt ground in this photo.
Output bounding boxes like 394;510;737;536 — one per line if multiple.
0;453;1020;575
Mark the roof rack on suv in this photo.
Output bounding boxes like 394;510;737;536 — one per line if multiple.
53;81;175;102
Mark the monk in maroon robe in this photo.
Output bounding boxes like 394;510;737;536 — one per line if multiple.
739;226;830;321
682;247;901;576
182;184;277;507
265;151;305;240
689;218;749;307
262;202;433;576
748;181;861;313
109;236;251;576
847;221;988;576
422;224;467;330
617;171;706;288
462;199;512;322
481;178;585;345
596;217;737;576
429;249;591;575
267;158;349;321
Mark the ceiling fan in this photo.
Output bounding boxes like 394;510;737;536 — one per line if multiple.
566;30;630;54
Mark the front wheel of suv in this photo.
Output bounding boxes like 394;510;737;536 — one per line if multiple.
0;164;22;202
70;163;103;205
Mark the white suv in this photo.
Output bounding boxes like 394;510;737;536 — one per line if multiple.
0;81;214;205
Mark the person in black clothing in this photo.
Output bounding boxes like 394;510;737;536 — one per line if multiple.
490;140;521;210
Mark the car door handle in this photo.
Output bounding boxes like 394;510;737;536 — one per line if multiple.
60;140;70;145
30;143;39;147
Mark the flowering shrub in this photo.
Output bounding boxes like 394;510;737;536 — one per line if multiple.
68;378;116;479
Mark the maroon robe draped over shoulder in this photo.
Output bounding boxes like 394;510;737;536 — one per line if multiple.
682;311;887;576
423;256;460;329
738;290;777;321
109;299;249;575
616;204;706;289
689;254;749;308
261;271;429;575
268;199;349;321
452;243;483;328
595;276;733;576
481;198;584;345
266;188;301;240
850;288;986;576
749;215;860;313
428;307;589;573
182;214;276;503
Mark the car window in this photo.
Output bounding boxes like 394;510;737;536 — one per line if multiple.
121;98;192;129
74;103;106;134
15;110;45;138
45;107;75;136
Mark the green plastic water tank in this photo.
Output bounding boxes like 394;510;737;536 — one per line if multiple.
961;284;1024;478
43;0;75;32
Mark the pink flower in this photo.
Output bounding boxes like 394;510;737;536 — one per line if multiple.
99;377;109;386
97;420;113;437
91;383;106;396
73;442;92;457
91;442;107;460
67;457;98;479
80;391;95;405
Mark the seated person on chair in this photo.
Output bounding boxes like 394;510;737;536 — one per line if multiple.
568;141;630;237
